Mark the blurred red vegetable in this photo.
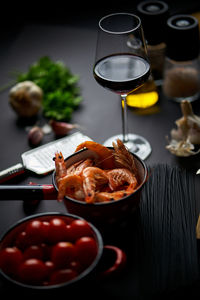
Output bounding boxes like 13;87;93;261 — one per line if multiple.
49;120;79;136
28;126;44;146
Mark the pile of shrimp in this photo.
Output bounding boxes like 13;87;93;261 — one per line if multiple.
54;139;139;203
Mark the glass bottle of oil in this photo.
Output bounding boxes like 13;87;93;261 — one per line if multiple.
127;74;159;108
127;0;169;109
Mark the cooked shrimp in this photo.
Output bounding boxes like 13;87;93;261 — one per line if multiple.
75;141;115;169
95;190;131;202
54;152;67;183
54;140;140;203
112;139;137;176
107;168;138;192
66;160;84;175
57;174;84;201
66;158;93;176
82;167;108;203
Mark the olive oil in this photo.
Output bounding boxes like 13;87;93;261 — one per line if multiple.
127;77;159;108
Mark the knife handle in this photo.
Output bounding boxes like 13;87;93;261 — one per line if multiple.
0;184;57;200
0;163;26;183
28;182;57;200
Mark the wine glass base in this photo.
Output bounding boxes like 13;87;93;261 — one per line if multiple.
103;133;151;160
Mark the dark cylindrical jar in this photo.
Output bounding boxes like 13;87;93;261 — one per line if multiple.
162;14;200;102
136;0;169;84
127;1;169;108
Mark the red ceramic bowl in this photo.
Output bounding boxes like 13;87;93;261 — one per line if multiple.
0;213;126;292
53;148;148;228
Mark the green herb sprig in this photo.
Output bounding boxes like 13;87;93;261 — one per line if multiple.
16;56;82;120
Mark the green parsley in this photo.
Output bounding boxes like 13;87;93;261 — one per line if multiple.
16;56;82;120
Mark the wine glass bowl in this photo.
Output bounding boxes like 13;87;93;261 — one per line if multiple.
93;54;150;94
93;13;152;160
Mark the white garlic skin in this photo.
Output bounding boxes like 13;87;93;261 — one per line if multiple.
9;81;43;117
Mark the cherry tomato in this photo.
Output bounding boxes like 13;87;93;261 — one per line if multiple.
51;242;76;268
23;245;44;260
25;220;46;245
64;224;74;242
50;269;77;285
42;221;51;240
0;247;23;275
69;220;93;241
40;243;52;261
45;261;55;274
18;258;47;284
48;218;68;244
75;237;98;267
15;231;30;250
68;260;82;273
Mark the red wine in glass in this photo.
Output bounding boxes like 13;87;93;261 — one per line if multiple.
94;53;150;94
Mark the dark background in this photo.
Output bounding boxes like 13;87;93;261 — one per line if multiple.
1;0;200;30
0;0;200;298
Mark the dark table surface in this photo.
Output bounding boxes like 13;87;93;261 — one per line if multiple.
0;2;200;298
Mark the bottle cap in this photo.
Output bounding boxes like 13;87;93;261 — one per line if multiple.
166;14;200;61
137;0;169;45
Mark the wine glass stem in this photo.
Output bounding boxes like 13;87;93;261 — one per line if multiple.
121;94;128;143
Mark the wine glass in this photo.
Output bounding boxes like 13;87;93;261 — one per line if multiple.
93;13;152;160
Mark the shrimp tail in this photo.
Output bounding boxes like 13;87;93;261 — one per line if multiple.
112;139;137;176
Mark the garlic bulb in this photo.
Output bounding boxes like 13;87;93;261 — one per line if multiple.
166;100;200;156
9;81;43;118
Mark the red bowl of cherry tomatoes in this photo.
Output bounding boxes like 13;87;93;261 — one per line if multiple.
0;213;126;291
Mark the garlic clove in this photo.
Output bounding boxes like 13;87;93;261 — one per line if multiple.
166;138;200;157
49;120;79;136
28;126;44;146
